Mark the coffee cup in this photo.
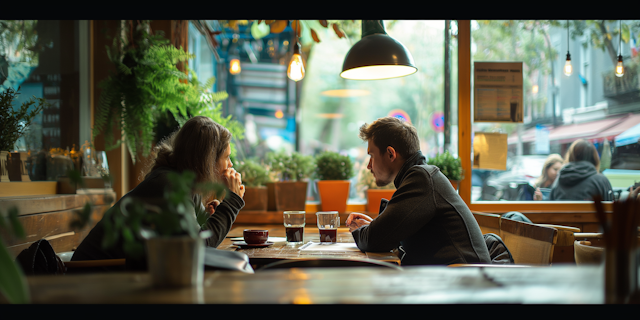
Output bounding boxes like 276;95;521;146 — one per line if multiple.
243;229;269;244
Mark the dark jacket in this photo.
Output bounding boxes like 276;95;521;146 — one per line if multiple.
549;161;613;201
70;167;244;272
351;151;491;266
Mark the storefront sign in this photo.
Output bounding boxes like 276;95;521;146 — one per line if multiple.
474;62;523;123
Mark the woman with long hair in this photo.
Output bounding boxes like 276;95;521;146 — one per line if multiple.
549;139;613;201
533;153;563;200
71;116;245;271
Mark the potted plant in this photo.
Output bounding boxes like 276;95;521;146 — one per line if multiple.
265;151;314;211
314;151;355;213
0;86;48;182
357;167;396;214
234;158;271;211
427;150;463;191
93;170;224;287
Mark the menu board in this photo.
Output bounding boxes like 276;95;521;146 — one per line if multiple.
474;62;523;123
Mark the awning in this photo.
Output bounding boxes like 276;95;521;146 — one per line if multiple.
507;113;640;145
615;122;640;146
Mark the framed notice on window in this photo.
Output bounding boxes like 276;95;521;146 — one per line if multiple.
474;61;523;123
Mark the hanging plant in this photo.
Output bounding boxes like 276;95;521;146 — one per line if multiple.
93;20;200;163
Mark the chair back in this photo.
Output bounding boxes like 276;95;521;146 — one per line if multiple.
472;211;501;235
499;218;558;265
537;224;581;264
257;258;402;271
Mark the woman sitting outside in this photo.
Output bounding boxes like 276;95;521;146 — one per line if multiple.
533;154;563;201
70;116;245;271
549;139;613;201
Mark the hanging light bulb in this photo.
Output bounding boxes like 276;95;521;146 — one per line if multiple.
287;41;305;81
615;20;624;77
616;54;624;77
229;58;241;75
564;21;572;76
564;53;573;76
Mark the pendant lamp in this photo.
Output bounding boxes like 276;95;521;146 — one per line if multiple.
340;20;417;80
615;20;624;78
564;21;572;76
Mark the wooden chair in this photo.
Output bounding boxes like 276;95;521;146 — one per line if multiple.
472;211;501;236
499;218;558;265
536;224;581;264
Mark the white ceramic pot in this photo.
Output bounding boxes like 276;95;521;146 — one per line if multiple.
145;235;204;287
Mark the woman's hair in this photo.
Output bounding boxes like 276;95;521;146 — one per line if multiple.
534;153;564;187
564;139;600;171
358;116;420;160
143;116;232;184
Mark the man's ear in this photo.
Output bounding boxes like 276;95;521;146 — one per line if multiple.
386;146;398;162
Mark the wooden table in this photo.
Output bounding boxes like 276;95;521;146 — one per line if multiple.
218;224;400;269
23;265;607;304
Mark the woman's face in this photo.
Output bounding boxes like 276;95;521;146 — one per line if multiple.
216;144;233;175
547;161;563;183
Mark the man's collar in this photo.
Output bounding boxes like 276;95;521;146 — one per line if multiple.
393;151;426;188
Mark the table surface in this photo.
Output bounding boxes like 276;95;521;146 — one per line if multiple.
218;225;400;267
24;265;607;304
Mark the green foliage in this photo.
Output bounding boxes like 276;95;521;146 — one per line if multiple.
0;86;48;150
314;151;354;181
357;167;395;190
427;151;463;181
0;206;30;304
266;151;314;181
234;158;271;187
92;20;243;163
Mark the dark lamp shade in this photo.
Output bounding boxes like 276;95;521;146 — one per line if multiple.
341;34;417;80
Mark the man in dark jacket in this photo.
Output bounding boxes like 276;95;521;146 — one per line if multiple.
345;117;491;266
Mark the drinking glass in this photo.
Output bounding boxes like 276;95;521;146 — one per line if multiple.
284;211;305;244
316;211;339;244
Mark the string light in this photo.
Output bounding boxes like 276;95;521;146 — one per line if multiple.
287;40;305;82
615;20;624;78
564;20;572;77
229;58;241;75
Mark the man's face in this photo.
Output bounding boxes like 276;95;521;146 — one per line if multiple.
367;140;394;187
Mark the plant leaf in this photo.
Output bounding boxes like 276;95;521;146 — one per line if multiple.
270;20;288;34
310;29;321;43
319;20;328;28
0;238;30;304
332;23;345;39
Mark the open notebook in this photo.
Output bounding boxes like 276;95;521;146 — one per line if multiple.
299;242;361;253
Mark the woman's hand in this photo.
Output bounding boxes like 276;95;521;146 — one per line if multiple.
205;199;220;216
534;187;543;201
222;168;245;198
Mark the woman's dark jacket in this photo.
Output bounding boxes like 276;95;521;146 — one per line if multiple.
70;167;244;271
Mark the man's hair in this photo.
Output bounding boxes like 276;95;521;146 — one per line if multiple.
564;139;600;171
358;116;420;159
143;116;232;184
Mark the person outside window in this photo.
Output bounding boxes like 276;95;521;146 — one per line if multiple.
533;153;564;201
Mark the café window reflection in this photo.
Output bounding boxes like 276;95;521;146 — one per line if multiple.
1;20;83;181
470;20;640;202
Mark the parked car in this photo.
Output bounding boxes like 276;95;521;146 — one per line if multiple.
480;155;549;201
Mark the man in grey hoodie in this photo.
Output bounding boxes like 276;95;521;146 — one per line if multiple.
345;117;491;266
549;139;613;201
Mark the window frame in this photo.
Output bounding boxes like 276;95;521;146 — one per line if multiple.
456;20;614;213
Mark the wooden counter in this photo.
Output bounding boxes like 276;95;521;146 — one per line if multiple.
0;190;116;258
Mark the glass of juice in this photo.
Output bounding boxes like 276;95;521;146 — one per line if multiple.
284;211;305;244
316;211;339;244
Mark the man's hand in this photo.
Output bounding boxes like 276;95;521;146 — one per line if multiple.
630;186;640;200
345;212;373;232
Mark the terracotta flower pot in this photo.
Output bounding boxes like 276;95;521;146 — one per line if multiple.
242;186;268;211
273;181;308;211
317;180;350;213
366;189;396;214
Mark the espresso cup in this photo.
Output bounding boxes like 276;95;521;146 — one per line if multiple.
243;229;269;244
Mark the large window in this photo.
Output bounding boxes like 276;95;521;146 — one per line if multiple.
1;20;88;181
469;20;640;203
